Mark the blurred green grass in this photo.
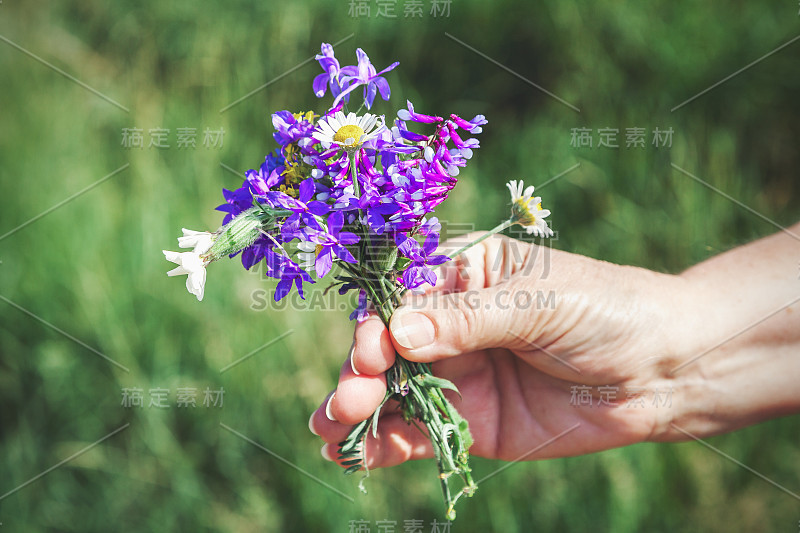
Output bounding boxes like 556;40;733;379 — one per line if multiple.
1;1;799;531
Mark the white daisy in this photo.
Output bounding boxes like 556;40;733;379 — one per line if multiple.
312;111;384;150
506;180;554;237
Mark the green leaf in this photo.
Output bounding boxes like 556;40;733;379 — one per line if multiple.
371;399;385;439
369;390;394;439
338;419;369;454
459;418;474;450
414;375;462;399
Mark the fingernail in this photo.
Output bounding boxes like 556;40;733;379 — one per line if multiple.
325;393;336;421
391;311;435;350
320;444;333;461
308;413;319;436
349;340;360;376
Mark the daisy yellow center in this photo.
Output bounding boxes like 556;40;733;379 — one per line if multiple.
334;125;365;145
511;198;542;226
315;244;324;255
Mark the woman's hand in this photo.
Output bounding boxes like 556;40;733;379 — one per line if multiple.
309;225;800;469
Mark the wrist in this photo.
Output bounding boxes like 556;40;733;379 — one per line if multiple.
654;263;800;441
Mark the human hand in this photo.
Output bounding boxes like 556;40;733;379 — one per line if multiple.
309;226;800;468
309;232;692;467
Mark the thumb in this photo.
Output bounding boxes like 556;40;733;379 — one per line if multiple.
388;283;540;361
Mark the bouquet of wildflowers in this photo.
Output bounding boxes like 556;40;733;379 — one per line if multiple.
163;43;553;519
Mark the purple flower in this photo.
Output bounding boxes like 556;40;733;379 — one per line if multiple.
450;113;487;134
245;154;283;197
264;249;314;301
393;120;429;143
398;100;442;124
418;216;442;236
348;289;369;321
334;49;399;110
265;178;330;239
313;43;346;100
362;202;399;234
240;235;272;270
396;233;449;289
272;110;317;146
217;151;285;226
307;211;359;278
354;151;400;233
216;185;253;225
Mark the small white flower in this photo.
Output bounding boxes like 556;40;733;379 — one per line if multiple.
177;228;215;254
164;227;215;301
312;111;384;150
506;179;554;237
296;241;319;272
163;250;208;301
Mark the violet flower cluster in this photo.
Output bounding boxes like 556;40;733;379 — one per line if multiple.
214;44;486;310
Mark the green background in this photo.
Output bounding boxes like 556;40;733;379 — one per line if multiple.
1;1;799;531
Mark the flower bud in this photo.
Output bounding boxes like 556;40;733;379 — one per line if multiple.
206;207;271;261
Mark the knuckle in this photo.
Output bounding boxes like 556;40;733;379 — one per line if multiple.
446;292;481;351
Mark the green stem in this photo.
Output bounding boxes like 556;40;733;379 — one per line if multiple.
336;234;481;519
349;152;360;198
438;218;514;266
